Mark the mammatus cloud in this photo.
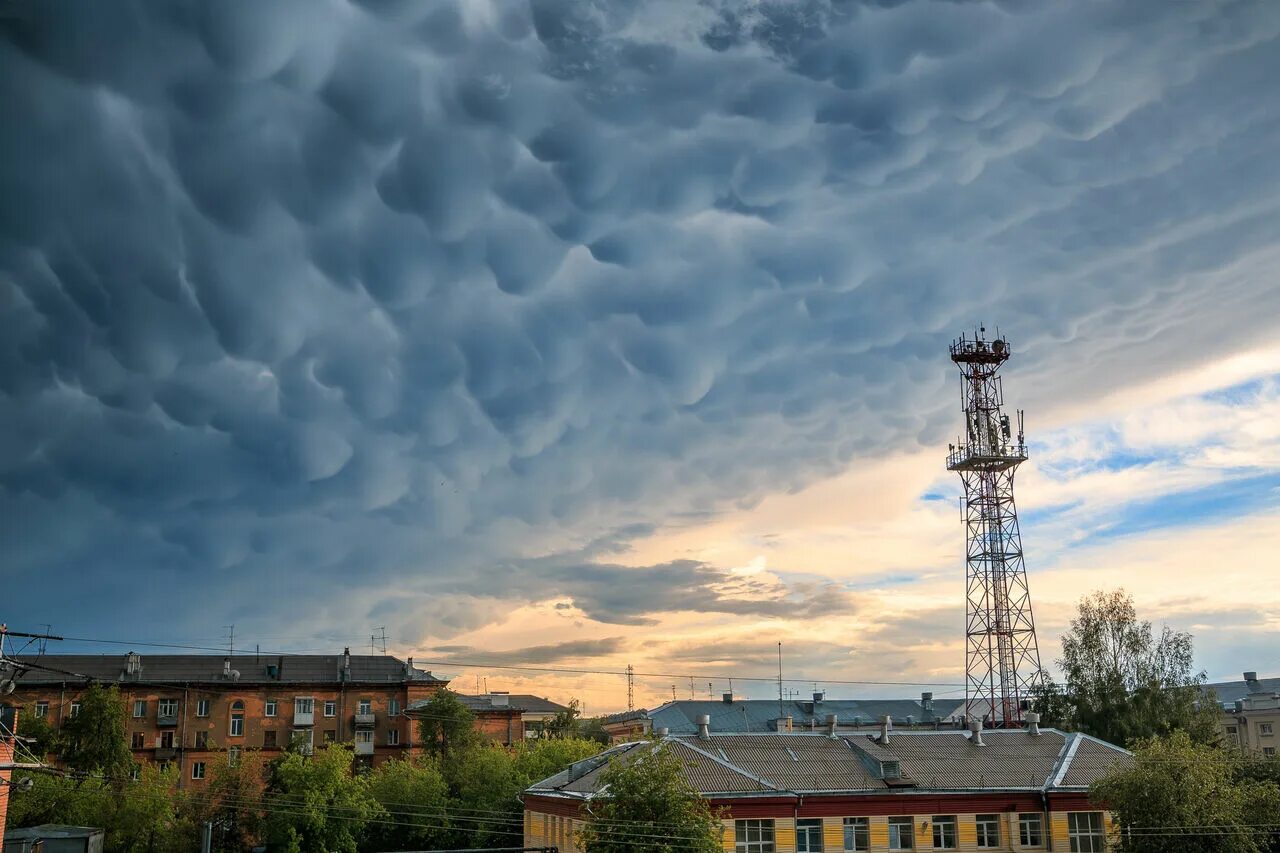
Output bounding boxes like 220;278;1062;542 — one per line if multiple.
2;1;1280;665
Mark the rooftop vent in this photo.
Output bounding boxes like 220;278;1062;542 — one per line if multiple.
879;715;891;746
490;691;510;707
826;713;838;737
813;691;825;704
656;727;669;737
722;692;734;704
921;692;933;714
697;714;711;740
775;716;793;732
1025;711;1041;736
1245;671;1259;682
968;717;985;747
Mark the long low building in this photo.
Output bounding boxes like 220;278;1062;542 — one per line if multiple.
525;715;1130;853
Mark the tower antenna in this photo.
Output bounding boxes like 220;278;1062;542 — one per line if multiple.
946;327;1043;727
626;664;635;712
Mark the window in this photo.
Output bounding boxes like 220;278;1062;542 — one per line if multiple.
932;816;957;850
976;815;1000;848
265;700;278;717
1265;747;1277;757
229;700;245;737
1226;725;1238;734
323;730;336;743
158;698;178;717
228;746;241;766
131;732;146;749
355;729;374;745
323;700;337;717
160;731;175;748
1020;814;1044;847
295;697;314;716
195;731;209;749
389;699;400;717
34;701;48;718
358;699;372;715
264;730;277;748
196;699;210;717
292;729;314;753
133;699;147;718
843;817;869;852
1068;812;1105;853
387;728;400;746
797;818;823;853
131;764;141;781
734;819;775;853
70;701;81;717
888;817;914;851
192;761;206;780
1262;723;1274;735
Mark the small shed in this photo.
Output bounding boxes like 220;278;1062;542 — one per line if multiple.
4;825;104;853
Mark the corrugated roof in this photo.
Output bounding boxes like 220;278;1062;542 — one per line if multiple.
527;729;1130;799
12;654;444;686
1204;675;1280;704
642;698;965;734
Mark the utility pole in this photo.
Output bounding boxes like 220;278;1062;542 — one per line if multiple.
224;625;234;658
625;664;634;712
777;642;784;720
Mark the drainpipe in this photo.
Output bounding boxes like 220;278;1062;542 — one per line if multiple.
179;685;189;790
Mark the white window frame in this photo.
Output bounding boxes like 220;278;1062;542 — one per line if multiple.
323;700;337;717
292;728;315;753
1068;812;1105;853
229;701;245;737
158;698;178;717
387;728;400;746
358;699;372;715
932;816;958;850
294;697;314;715
735;819;776;853
389;698;400;717
1262;723;1274;735
196;699;211;718
888;817;914;851
265;699;278;717
796;818;823;853
34;701;49;718
192;761;206;780
69;701;81;717
355;729;374;745
1020;813;1044;847
228;746;241;766
133;699;147;718
1265;747;1277;757
843;817;869;852
976;815;1000;848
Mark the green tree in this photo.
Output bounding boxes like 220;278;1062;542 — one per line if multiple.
1093;731;1280;852
513;736;602;786
1053;589;1219;746
546;699;582;738
110;762;181;852
182;749;269;852
17;705;61;759
416;690;479;759
60;684;133;780
263;745;386;853
578;744;724;853
444;744;522;849
361;757;450;852
7;770;113;829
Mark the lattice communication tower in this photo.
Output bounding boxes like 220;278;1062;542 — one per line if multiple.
946;327;1043;727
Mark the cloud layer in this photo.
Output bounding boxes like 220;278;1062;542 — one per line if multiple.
3;0;1280;678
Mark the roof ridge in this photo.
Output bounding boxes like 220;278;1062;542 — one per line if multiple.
671;738;781;792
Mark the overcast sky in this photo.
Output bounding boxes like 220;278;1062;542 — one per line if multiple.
3;0;1279;713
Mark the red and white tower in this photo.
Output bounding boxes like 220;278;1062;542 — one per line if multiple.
946;328;1043;727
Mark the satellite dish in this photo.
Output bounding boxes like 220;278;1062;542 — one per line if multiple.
992;339;1006;355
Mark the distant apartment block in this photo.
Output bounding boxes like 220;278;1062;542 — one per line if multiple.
1207;670;1280;756
405;691;573;746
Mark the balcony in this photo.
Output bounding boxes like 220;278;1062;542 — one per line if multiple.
293;710;314;726
354;738;374;756
154;746;177;760
157;714;179;728
353;713;376;728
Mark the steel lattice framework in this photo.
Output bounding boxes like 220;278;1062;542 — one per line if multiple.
945;328;1043;727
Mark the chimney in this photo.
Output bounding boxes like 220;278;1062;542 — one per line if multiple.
969;717;985;747
1245;671;1259;688
656;727;669;737
813;691;824;704
405;657;414;678
921;691;933;713
125;652;141;676
1026;711;1041;736
344;647;351;669
775;717;792;733
722;692;734;704
490;691;510;707
826;713;838;737
905;715;915;727
223;658;231;677
697;714;711;740
879;715;891;746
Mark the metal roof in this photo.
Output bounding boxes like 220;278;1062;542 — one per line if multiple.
407;693;572;715
639;697;966;734
1204;675;1280;704
11;654;445;686
528;729;1131;799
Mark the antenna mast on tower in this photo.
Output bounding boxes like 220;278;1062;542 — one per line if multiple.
946;327;1043;727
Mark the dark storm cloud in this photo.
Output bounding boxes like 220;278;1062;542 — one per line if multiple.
431;637;627;665
3;0;1280;641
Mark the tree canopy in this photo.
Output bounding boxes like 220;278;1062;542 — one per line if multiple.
59;683;134;780
263;744;386;853
1093;731;1280;853
416;689;480;759
1046;589;1219;746
578;744;724;853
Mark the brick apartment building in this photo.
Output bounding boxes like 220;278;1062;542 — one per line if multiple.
10;651;449;784
526;715;1132;853
0;706;17;844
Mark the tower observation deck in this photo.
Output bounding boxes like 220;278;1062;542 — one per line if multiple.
946;328;1043;727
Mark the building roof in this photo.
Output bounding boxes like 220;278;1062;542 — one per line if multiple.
407;693;572;715
4;825;106;840
11;653;445;687
527;729;1131;799
1204;673;1280;705
628;697;966;735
